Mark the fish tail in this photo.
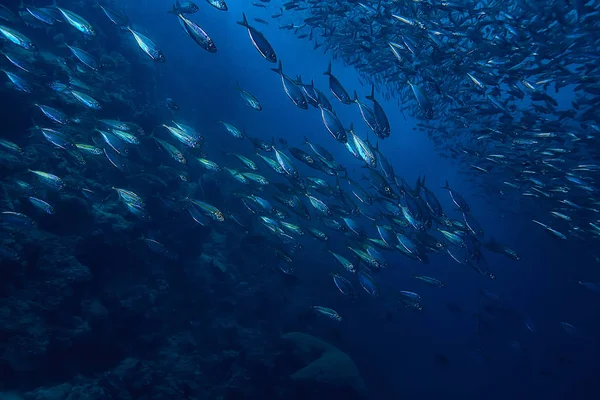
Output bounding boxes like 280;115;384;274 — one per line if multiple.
352;90;358;103
303;136;310;144
442;180;450;190
237;12;249;27
366;84;375;100
167;4;178;14
323;61;331;76
270;60;282;74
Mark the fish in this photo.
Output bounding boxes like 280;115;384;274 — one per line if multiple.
271;61;307;109
3;70;31;93
169;1;199;14
67;45;99;70
128;27;165;62
174;12;217;53
54;7;95;35
318;106;346;143
236;82;262;110
99;5;129;28
205;0;228;11
70;90;101;110
237;13;276;63
0;25;36;50
323;62;351;104
312;306;342;321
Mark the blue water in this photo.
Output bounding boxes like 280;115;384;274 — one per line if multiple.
0;0;599;399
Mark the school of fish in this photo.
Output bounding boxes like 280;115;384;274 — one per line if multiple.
0;0;595;352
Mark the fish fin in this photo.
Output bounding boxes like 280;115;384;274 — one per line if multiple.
270;60;282;74
352;90;359;103
323;61;331;76
366;84;375;100
237;12;249;27
303;136;310;144
442;180;450;190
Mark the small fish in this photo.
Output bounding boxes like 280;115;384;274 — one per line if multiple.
312;306;342;321
55;7;95;35
35;104;69;124
169;1;199;14
67;45;98;70
414;275;445;288
128;27;165;62
358;270;380;296
205;0;228;11
29;170;65;190
28;196;54;214
220;121;244;139
3;70;31;93
237;12;276;63
0;211;35;227
173;12;216;53
236;82;262;110
70;90;101;110
99;5;128;28
0;25;35;50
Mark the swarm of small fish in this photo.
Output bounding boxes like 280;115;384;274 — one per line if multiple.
1;0;588;342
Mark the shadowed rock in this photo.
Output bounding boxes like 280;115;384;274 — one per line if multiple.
281;332;367;399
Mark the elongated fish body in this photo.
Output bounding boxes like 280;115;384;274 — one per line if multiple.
0;139;22;155
347;125;376;168
99;5;128;28
55;7;95;36
28;197;54;214
442;181;469;213
257;153;285;174
237;12;276;63
408;81;433;119
3;70;31;93
304;136;333;161
67;45;98;70
319;106;346;143
70;90;101;110
316;87;332;111
35;104;69;124
1;51;32;73
188;199;224;221
219;121;243;139
1;211;35;228
128;27;165;62
331;273;356;296
176;13;216;53
99;130;128;155
40;128;74;150
323;62;351;104
353;91;378;133
312;306;342;321
271;61;307;109
273;146;298;178
29;170;65;190
206;0;228;11
366;85;390;138
154;138;186;164
358;270;380;296
0;25;35;50
26;7;56;25
236;82;262;110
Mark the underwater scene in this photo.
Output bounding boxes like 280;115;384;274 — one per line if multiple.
0;0;599;399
